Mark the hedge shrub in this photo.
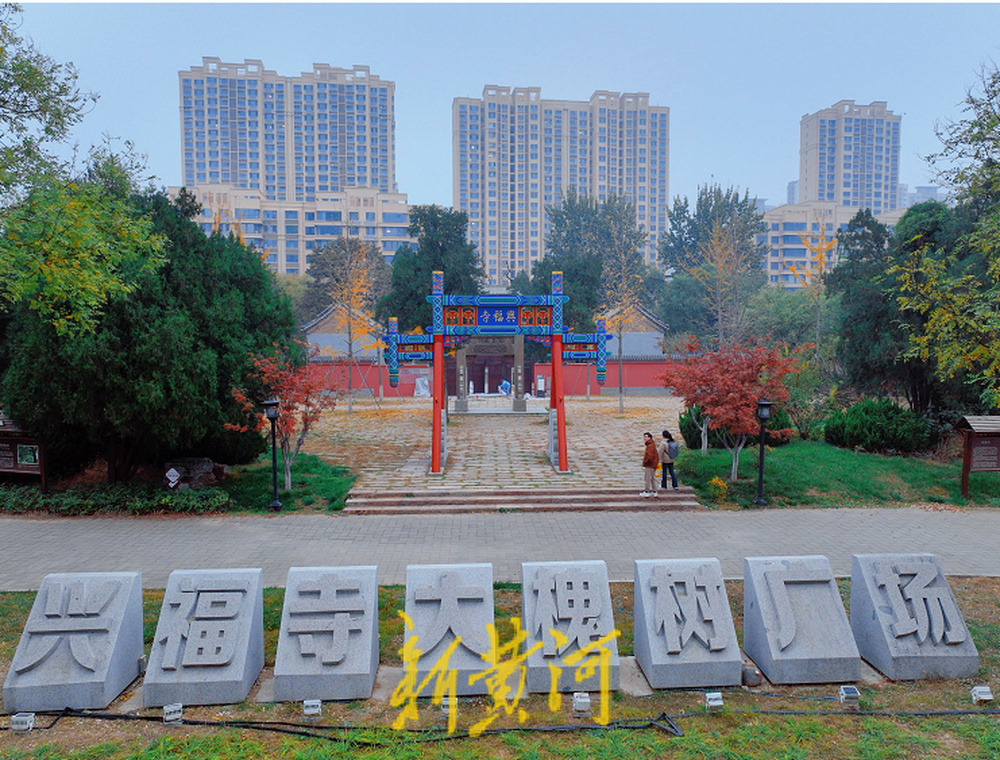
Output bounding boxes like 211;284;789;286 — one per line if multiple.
0;484;231;516
824;397;930;453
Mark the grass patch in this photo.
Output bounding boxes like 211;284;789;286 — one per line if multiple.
677;439;1000;508
217;453;355;513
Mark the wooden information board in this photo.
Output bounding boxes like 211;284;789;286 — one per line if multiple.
0;412;46;491
957;417;1000;497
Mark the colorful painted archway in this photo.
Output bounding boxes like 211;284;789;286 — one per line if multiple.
385;272;609;474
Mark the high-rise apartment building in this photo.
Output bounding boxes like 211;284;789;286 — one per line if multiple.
453;86;669;289
178;58;411;274
799;100;901;213
180;58;396;200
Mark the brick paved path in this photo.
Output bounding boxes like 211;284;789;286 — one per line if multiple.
0;507;997;590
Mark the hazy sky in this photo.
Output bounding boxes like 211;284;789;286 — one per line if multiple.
17;3;1000;206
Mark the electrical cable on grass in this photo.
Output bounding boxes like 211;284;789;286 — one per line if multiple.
6;706;1000;745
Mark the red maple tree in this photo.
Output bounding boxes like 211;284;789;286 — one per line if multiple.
227;347;341;490
660;340;798;481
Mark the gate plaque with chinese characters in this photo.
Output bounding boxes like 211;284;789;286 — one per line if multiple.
143;569;264;707
2;572;143;712
521;560;620;693
633;559;741;688
743;555;860;684
274;566;379;702
850;554;979;680
404;563;494;696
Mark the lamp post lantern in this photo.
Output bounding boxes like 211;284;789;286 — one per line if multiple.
262;398;282;512
754;400;774;507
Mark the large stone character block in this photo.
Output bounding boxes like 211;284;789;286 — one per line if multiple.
143;569;264;707
743;555;860;684
403;563;494;696
274;566;379;702
633;559;741;688
2;572;143;712
851;553;979;680
522;560;619;693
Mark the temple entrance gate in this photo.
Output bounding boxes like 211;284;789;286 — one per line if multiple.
453;335;526;412
386;271;608;475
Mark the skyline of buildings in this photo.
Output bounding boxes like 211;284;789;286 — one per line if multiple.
452;86;669;289
176;59;935;291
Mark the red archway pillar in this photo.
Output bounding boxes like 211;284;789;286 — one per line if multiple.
551;332;568;472
431;332;444;474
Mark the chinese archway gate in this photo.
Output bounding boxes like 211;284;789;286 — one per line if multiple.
385;271;609;475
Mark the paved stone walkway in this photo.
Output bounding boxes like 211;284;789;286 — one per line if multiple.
2;396;998;591
1;507;997;590
308;395;688;491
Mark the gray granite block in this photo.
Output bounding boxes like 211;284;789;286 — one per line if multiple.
522;560;619;693
2;572;143;712
274;566;379;702
743;555;860;684
633;559;741;688
143;569;264;707
851;553;979;680
404;563;494;696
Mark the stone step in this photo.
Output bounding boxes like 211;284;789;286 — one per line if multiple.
343;487;702;515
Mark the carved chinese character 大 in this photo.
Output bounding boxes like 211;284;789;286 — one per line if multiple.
404;563;495;696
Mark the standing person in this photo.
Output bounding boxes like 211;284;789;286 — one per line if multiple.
659;430;680;490
641;432;659;497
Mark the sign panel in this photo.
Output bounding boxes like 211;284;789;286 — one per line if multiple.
970;436;1000;472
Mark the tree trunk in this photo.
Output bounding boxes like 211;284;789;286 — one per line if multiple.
617;327;625;414
346;308;354;415
281;438;293;491
728;434;747;482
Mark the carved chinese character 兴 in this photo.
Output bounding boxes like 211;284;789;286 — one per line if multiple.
13;579;121;674
876;562;967;646
649;565;729;654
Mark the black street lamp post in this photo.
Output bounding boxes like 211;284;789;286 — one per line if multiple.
754;399;774;507
262;398;282;512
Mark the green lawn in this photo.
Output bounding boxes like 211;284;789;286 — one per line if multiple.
3;579;1000;759
218;453;355;513
677;439;1000;509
